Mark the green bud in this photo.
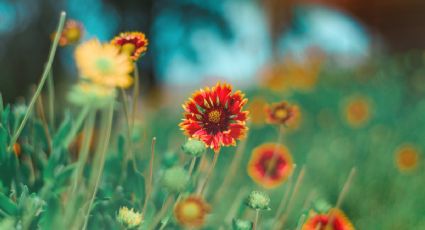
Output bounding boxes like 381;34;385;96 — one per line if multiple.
161;167;190;193
161;151;179;168
232;218;253;230
313;199;331;213
182;139;206;157
246;191;271;211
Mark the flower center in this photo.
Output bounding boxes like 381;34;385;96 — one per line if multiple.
95;57;113;73
122;43;136;55
275;108;288;119
208;110;221;123
181;203;201;219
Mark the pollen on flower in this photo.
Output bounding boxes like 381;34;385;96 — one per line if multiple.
111;31;148;61
179;82;249;152
174;196;210;228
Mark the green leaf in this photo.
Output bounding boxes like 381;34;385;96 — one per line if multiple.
0;192;17;215
52;113;72;150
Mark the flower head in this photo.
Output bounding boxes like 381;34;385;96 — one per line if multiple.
247;97;267;126
266;101;299;127
75;39;133;88
343;95;371;128
395;144;420;172
52;20;84;46
162;167;190;193
247;143;294;189
182;139;206;157
117;206;143;229
111;32;148;61
179;83;249;152
174;196;211;228
68;82;116;108
246;191;271;211
302;209;354;230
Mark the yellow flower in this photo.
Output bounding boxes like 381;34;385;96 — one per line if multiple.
75;39;134;88
117;206;143;228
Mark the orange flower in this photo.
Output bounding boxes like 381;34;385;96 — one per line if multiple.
174;196;211;228
261;56;322;93
52;20;83;46
343;95;371;128
247;143;294;188
179;83;249;152
302;209;354;230
395;144;420;172
266;101;300;127
247;97;267;126
111;32;148;61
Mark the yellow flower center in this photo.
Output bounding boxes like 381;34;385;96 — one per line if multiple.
65;28;81;42
208;110;221;123
95;57;113;74
181;202;201;219
122;43;136;55
275;108;288;119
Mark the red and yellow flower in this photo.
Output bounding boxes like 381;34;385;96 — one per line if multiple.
174;196;211;228
179;83;249;152
247;143;294;189
52;19;84;46
395;144;420;172
302;209;354;230
111;32;148;61
266;101;300;127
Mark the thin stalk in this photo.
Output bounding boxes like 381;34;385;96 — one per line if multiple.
142;137;156;216
274;165;296;219
47;70;55;129
8;11;66;152
212;129;249;204
82;104;114;230
253;210;260;230
187;157;197;177
63;106;90;147
71;109;95;193
325;167;356;229
120;89;134;176
149;195;174;229
131;63;139;128
275;166;306;230
198;150;220;196
295;214;306;230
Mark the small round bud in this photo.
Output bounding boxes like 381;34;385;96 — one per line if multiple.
182;139;206;157
161;167;190;193
232;218;253;230
161;151;179;168
246;191;271;211
313;199;332;213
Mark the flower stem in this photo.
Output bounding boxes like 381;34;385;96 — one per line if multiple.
47;70;55;129
82;104;114;230
63;106;91;147
198;150;220;196
253;210;260;230
142;137;156;216
7;11;66;152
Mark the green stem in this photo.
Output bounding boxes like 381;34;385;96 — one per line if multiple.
71;110;96;193
253;210;260;230
47;70;55;130
63;106;90;148
198;150;220;196
82;104;114;230
7;11;66;152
